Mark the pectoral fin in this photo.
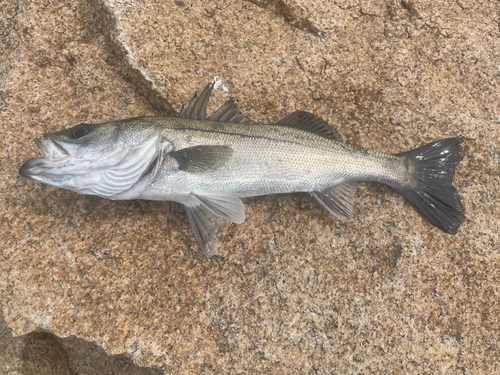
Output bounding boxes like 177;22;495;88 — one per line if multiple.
184;193;245;257
169;145;233;174
311;181;357;221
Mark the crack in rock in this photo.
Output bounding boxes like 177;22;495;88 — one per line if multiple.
85;0;174;114
85;0;323;115
246;0;320;35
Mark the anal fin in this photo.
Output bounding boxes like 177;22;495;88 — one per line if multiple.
311;181;357;221
185;193;245;257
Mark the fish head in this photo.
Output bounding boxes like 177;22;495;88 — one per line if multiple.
19;119;163;199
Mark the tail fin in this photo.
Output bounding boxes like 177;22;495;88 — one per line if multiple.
395;138;465;234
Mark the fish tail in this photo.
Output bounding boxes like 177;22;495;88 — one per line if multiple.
394;137;465;234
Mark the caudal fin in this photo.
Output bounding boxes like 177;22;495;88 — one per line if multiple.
395;138;465;234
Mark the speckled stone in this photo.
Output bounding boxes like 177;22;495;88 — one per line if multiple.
0;311;162;374
1;0;499;373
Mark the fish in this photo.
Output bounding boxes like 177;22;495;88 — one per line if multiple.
19;82;465;257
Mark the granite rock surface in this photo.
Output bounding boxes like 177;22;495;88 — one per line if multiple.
1;0;499;373
0;311;162;374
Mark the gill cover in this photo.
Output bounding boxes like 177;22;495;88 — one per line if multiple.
84;131;162;198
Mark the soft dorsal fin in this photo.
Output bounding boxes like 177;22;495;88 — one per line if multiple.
276;111;343;142
178;82;252;124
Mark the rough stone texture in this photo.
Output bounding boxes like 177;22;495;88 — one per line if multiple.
0;311;162;374
0;311;23;374
1;0;499;373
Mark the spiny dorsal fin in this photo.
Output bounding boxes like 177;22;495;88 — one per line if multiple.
178;82;252;124
276;111;343;142
178;82;214;120
311;181;357;221
169;145;233;174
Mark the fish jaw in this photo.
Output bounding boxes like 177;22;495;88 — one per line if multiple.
33;134;98;162
19;156;50;179
19;130;164;199
19;154;108;194
20;133;114;180
19;135;82;182
19;135;89;181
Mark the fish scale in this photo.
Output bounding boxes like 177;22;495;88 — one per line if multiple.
139;118;401;199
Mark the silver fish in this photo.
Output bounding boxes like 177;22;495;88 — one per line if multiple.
20;83;465;257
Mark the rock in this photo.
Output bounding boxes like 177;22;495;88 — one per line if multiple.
1;0;499;373
0;311;162;374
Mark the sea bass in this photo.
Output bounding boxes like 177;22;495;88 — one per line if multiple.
20;83;465;257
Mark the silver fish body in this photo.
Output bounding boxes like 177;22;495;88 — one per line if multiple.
20;83;465;256
132;117;406;200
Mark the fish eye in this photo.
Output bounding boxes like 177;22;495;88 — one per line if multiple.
71;124;93;139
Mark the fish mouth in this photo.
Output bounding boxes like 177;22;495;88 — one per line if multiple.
19;137;71;179
19;157;43;178
34;137;70;161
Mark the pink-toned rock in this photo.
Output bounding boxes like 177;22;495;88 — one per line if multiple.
1;0;499;373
